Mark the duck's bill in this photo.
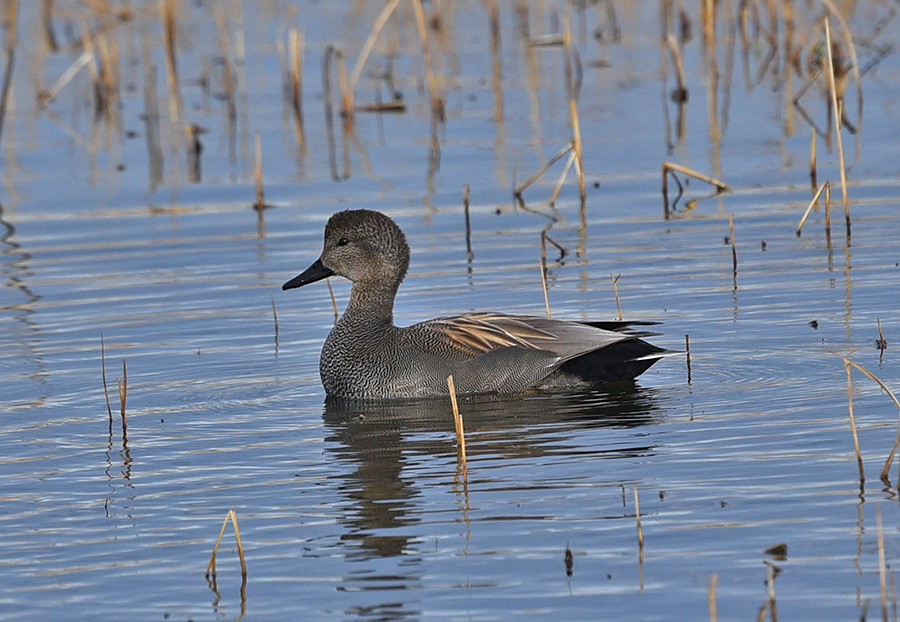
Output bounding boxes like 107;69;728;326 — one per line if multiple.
282;259;334;290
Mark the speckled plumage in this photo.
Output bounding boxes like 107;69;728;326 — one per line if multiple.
283;209;671;399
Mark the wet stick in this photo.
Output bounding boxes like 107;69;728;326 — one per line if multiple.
205;509;247;580
447;375;466;467
708;573;718;622
610;273;622;321
823;18;850;238
795;182;828;236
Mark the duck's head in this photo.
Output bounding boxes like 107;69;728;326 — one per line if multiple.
282;209;410;291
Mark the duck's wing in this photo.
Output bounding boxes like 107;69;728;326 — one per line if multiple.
419;312;633;363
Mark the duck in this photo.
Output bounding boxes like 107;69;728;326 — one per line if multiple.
282;209;672;399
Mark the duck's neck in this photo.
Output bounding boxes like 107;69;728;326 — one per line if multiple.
341;279;399;326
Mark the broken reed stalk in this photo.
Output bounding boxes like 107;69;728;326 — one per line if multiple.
765;562;778;621
831;354;900;482
809;129;818;191
843;360;865;486
345;0;402;119
549;150;577;206
37;50;92;109
539;259;551;318
662;162;730;217
205;509;247;580
463;184;473;261
611;273;622;320
447;375;466;467
823;18;850;238
708;573;719;622
728;213;737;275
633;485;644;553
795;182;828;236
665;34;688;102
410;0;443;120
0;0;17;146
515;142;573;198
824;183;832;240
101;332;113;419
253;131;265;210
161;0;181;122
541;231;567;262
270;295;279;354
878;506;888;621
116;359;127;420
212;4;236;125
325;278;339;323
562;12;585;204
288;26;306;152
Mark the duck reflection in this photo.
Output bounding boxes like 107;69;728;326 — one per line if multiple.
322;384;662;559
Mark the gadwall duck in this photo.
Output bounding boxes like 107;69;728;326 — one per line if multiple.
283;209;672;399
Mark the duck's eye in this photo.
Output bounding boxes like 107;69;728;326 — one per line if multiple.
337;237;350;246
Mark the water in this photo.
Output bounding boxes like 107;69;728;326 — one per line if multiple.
2;2;900;620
